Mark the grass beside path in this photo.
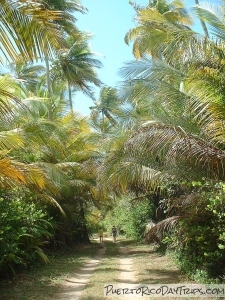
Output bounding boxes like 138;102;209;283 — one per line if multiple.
0;243;99;300
123;241;187;284
117;240;217;300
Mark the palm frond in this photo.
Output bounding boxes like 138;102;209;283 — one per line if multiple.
0;157;26;184
192;4;225;40
145;216;181;243
0;75;27;122
126;123;225;180
0;0;65;62
0;158;47;189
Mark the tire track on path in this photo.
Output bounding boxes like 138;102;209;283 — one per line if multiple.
56;239;141;299
118;244;138;284
117;243;144;299
57;243;105;300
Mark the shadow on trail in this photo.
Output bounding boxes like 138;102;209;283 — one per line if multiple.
81;297;106;300
141;268;182;284
128;249;156;256
116;278;138;284
93;267;121;272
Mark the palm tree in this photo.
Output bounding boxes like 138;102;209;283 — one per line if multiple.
0;0;107;247
0;74;62;192
37;0;87;119
108;1;225;248
35;112;102;244
119;1;225;179
5;56;45;95
89;86;122;129
40;0;86;36
51;35;103;112
12;72;103;243
125;0;193;60
118;59;225;180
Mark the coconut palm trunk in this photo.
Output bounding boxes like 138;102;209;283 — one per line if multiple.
195;0;209;38
68;81;73;112
45;53;54;120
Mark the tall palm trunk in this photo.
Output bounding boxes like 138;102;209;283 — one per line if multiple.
68;81;73;112
45;53;53;120
102;110;105;136
195;0;209;38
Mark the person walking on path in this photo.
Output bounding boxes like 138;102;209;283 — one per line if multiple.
98;227;104;243
111;225;117;242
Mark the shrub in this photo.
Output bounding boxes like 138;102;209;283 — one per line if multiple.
0;189;54;275
170;182;225;281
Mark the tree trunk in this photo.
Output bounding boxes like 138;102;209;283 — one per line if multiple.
45;53;53;120
195;0;209;38
68;82;73;112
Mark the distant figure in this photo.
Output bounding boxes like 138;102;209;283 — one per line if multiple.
98;227;103;243
111;225;117;242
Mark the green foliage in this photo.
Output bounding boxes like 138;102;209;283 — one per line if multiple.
85;206;102;236
102;196;154;240
0;189;55;275
47;198;92;246
169;182;225;281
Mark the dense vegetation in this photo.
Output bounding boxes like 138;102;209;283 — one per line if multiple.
1;0;225;283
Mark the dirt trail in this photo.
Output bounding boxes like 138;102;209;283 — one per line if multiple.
0;238;218;300
56;238;140;300
118;244;138;284
57;245;105;299
54;239;203;300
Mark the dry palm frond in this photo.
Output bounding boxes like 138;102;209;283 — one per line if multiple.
145;192;203;244
160;192;200;215
0;157;26;184
0;157;47;189
145;216;181;243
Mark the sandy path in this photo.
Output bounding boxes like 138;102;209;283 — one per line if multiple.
118;244;137;284
55;241;199;300
56;239;139;300
119;257;137;283
116;244;144;300
57;244;105;300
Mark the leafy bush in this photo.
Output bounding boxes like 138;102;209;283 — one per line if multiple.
170;182;225;281
0;189;55;275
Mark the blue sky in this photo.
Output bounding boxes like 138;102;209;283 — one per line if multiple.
75;0;221;116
